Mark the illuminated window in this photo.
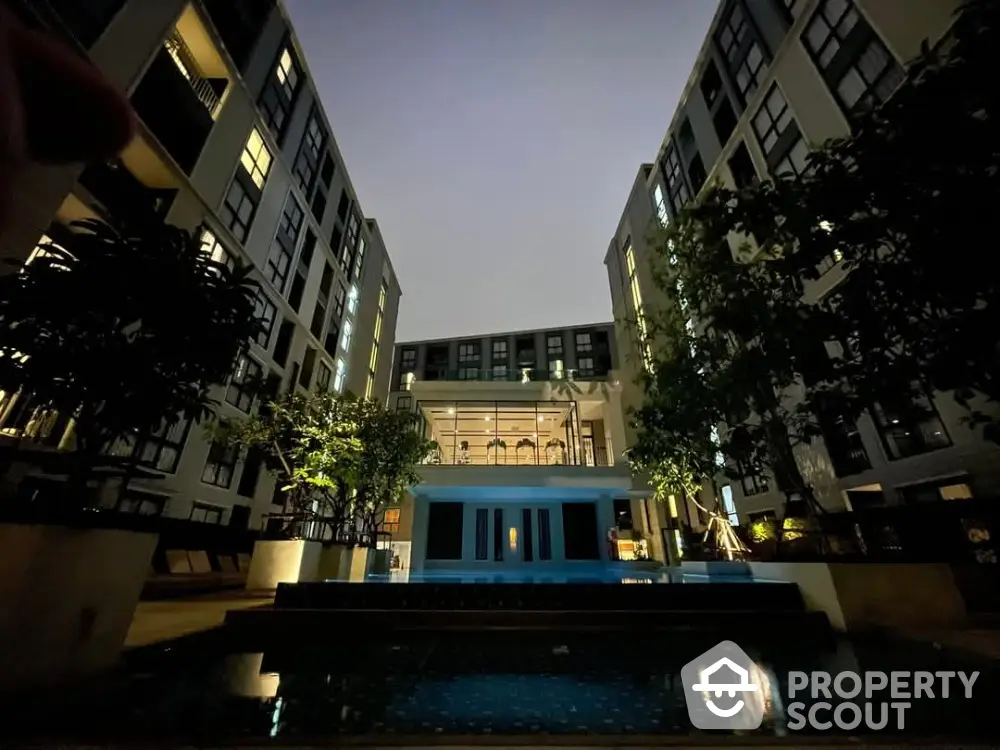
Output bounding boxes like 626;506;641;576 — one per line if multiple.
365;280;388;400
276;48;299;95
347;284;359;315
624;241;652;370
240;128;272;190
652;185;668;227
383;507;401;534
200;229;236;271
333;358;347;392
721;485;739;526
340;319;353;352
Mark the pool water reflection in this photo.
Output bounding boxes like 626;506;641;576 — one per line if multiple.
7;629;997;742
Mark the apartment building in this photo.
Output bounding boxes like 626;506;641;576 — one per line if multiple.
384;323;676;574
607;0;997;527
0;0;401;529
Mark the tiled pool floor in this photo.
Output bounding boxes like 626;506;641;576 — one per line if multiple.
6;627;998;743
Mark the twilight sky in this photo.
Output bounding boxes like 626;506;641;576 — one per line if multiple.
283;0;716;342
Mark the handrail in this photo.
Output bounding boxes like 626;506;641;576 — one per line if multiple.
163;31;223;119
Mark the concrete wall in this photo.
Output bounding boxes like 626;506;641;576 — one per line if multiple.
0;524;157;690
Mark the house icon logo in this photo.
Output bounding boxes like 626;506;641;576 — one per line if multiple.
680;640;765;730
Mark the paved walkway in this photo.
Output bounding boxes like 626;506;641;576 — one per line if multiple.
125;592;272;648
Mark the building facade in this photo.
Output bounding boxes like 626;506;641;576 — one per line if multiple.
0;0;401;529
384;323;676;575
607;0;996;527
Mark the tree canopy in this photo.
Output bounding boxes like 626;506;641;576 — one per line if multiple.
629;0;999;527
0;218;262;499
219;391;434;545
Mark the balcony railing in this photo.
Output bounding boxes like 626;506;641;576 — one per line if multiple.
163;31;224;119
424;443;611;467
417;367;610;385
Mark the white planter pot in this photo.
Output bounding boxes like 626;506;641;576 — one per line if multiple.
0;522;158;691
316;542;351;581
245;539;323;591
347;547;375;582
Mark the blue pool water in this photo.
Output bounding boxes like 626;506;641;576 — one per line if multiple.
362;562;757;584
6;627;997;742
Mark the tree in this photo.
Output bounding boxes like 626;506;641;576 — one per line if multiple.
351;404;434;546
743;0;1000;441
0;218;262;503
632;187;847;533
216;390;363;531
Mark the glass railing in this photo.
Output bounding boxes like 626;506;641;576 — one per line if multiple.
417;367;610;384
423;444;611;467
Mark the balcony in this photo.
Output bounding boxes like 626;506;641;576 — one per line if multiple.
412;400;619;468
80;148;177;222
130;6;230;173
418;367;610;385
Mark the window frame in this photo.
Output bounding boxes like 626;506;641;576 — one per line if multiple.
225;353;262;413
240;127;273;191
202;439;239;489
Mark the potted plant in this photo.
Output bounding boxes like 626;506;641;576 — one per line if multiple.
218;390;362;588
515;437;536;464
458;439;470;464
351;403;434;579
0;219;261;689
545;437;567;464
486;437;507;464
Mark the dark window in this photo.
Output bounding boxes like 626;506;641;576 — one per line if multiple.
613;498;634;531
300;346;316;388
802;0;904;116
351;235;366;283
819;410;871;477
491;340;508;378
320;154;336;187
872;390;951;460
336;190;351;221
253;290;277;349
424;344;449;381
458;342;480;380
739;464;770;496
126;416;190;474
728;141;758;188
522;507;534;562
265;194;304;290
515;336;536;369
663;145;689;213
293;108;327;196
190;503;223;524
236;448;264;498
537;508;552;560
426;502;464;560
712;96;739;146
398;348;417;388
311;190;327;222
324;321;339;357
259;45;302;141
546;334;564;371
493;508;504;561
340;212;360;275
316;360;332;392
225;353;261;412
577;356;595;374
752;84;810;176
333;281;346;319
395;395;412;413
273;319;294;367
220;177;257;244
700;59;724;107
475;508;488;560
202;439;238;488
686;153;707;193
329;224;344;260
716;2;768;104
